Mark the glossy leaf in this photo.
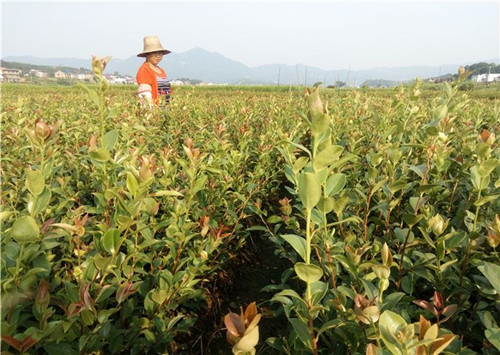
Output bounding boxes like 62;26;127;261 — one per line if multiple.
325;173;346;196
294;262;323;283
26;169;45;196
478;261;500;295
281;234;306;262
298;172;321;211
313;145;344;171
102;228;120;254
11;215;39;244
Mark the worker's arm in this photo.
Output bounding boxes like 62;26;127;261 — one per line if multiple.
137;83;153;108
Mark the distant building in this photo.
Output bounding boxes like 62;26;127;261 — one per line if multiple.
171;79;184;85
472;73;500;83
29;69;48;78
77;73;94;80
54;70;66;79
0;67;22;82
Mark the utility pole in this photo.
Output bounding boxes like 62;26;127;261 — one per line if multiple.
346;64;351;87
277;66;281;86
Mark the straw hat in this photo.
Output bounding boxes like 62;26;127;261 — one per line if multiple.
137;35;171;57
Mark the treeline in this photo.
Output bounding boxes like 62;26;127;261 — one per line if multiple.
465;62;500;74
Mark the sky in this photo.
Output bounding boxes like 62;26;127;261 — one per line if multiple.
1;1;499;71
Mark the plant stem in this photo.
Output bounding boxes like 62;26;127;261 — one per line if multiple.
306;208;312;302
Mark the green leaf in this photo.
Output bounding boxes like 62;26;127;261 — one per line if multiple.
478;261;500;295
332;196;350;215
167;315;185;331
478;159;499;177
289;318;312;349
475;195;500;207
310;281;328;306
433;104;448;120
325;173;346;196
26;169;45;196
267;215;283;224
471;165;490;191
316;319;341;337
126;172;138;196
89;147;110;162
313;145;344;171
102;228;120;254
389;179;407;194
152;190;183;197
103;129;119;151
294;262;323;283
379;310;407;355
485;328;500;351
144;291;156;315
478;311;498;329
32;187;52;216
403;213;423;227
273;289;304;303
88;89;100;106
310;113;330;137
11;215;39;244
409;164;426;179
106;106;118;119
0;210;15;222
317;196;335;214
5;241;20;260
151;289;169;304
372;178;388;194
96;286;117;303
298;172;321;211
380;292;405;312
80;309;95;326
293;156;309;173
281;234;307;262
470;165;481;190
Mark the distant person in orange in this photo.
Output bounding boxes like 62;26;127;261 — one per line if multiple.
136;35;172;108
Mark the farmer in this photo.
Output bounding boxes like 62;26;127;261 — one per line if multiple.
136;35;172;108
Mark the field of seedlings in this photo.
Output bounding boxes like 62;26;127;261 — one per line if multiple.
1;61;500;355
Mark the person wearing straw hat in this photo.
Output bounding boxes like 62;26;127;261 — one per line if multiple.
136;35;172;108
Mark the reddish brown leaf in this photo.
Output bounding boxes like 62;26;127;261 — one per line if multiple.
441;304;458;323
431;334;455;355
41;218;56;232
365;343;377;355
413;299;436;314
224;312;245;338
433;291;443;310
244;302;258;325
21;335;40;352
419;315;431;340
1;335;23;351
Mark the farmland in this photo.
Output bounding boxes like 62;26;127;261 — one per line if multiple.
1;64;500;354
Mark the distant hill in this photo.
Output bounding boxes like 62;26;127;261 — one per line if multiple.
1;59;92;75
3;49;499;86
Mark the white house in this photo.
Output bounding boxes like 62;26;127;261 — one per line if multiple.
472;73;500;83
29;69;48;78
77;73;94;80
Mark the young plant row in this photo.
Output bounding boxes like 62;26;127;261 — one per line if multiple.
263;71;500;354
0;59;305;354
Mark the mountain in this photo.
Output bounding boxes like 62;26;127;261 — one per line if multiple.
3;50;498;86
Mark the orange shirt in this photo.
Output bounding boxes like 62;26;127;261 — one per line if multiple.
136;62;167;103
